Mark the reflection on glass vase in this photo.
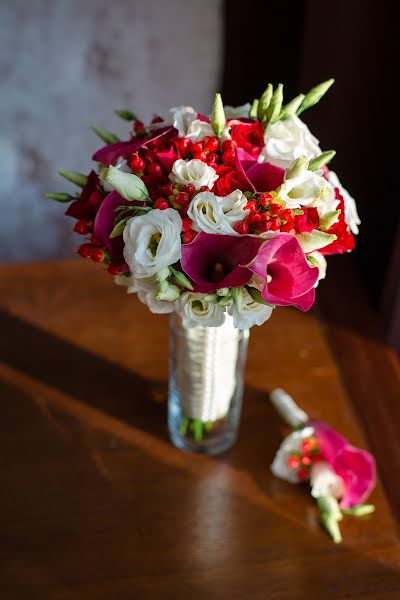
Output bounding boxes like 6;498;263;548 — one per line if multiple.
168;313;250;455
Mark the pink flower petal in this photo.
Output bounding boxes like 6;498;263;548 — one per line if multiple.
94;191;129;262
92;126;173;165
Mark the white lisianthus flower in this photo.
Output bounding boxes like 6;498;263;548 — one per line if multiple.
137;290;175;314
224;103;252;119
123;208;182;279
278;166;336;210
187;190;249;235
271;426;315;484
175;293;226;328
307;251;327;287
310;461;346;500
170;106;198;137
102;157;132;193
327;170;360;235
260;115;321;169
228;288;273;328
170;159;218;191
114;273;175;313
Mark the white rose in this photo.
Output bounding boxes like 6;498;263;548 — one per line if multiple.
224;103;251;119
175;293;226;328
187;189;249;235
228;287;273;329
310;461;345;500
260;115;321;169
307;251;327;287
278;167;336;210
270;426;315;484
123;208;182;278
327;170;360;235
170;159;218;191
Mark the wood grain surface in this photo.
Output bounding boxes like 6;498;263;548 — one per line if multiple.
0;258;399;599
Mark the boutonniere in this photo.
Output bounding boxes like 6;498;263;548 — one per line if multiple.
270;389;376;543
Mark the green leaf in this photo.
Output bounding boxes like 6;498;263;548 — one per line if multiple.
249;98;259;119
59;169;88;188
45;192;74;202
231;287;243;313
211;93;226;137
245;286;274;307
342;504;375;517
114;109;137;121
297;79;335;116
265;83;284;125
319;210;341;231
280;94;306;120
169;266;194;291
110;217;130;238
309;150;336;171
90;126;120;144
257;83;273;121
296;231;337;253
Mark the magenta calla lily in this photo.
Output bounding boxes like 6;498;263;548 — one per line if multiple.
92;126;173;165
246;233;318;311
180;232;264;293
236;149;285;193
93;191;130;264
309;420;376;509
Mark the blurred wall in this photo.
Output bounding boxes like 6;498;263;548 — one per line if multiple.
0;0;223;263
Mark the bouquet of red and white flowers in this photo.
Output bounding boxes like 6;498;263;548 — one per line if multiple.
48;79;359;329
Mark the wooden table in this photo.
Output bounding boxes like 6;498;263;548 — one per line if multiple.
1;258;400;599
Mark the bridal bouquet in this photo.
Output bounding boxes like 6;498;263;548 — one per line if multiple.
48;79;360;329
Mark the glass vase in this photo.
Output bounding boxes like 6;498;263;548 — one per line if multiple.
168;313;250;455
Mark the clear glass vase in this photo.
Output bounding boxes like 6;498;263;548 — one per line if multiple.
168;313;250;455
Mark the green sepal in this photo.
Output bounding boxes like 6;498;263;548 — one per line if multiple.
114;109;137;121
59;169;88;188
211;93;226;137
45;192;75;202
90;126;120;144
297;79;335;116
309;150;336;171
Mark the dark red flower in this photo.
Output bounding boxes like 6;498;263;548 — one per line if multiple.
320;193;355;255
213;165;252;196
66;171;103;221
230;121;265;158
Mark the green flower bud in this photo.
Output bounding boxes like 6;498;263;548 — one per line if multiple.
280;94;306;120
319;210;341;231
169;266;194;291
257;83;273;121
156;267;171;283
231;286;243;313
297;79;334;116
308;150;336;171
100;166;149;201
265;83;284;125
321;512;342;544
217;296;232;307
216;288;230;296
114;109;137;121
45;192;75;202
91;126;119;145
286;156;309;179
317;496;343;521
58;169;88;188
203;293;218;302
154;283;180;302
211;93;226;137
249;98;259;119
342;504;375;517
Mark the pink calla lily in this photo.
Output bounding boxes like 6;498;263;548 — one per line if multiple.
93;191;130;264
309;420;376;509
236;149;285;193
246;233;318;311
180;232;264;293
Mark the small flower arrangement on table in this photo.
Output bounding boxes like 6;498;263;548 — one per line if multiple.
47;79;360;329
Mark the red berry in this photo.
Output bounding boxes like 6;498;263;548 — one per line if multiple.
130;155;145;172
259;212;271;221
270;203;282;216
287;455;301;470
108;263;123;275
175;191;190;206
222;149;236;166
233;221;249;235
162;182;174;197
77;243;93;259
134;120;145;135
190;141;204;154
298;468;309;481
270;217;281;231
193;151;208;162
245;200;258;212
258;221;272;233
221;139;237;152
259;193;273;207
177;137;191;156
301;438;316;454
154;198;170;210
301;455;312;466
180;184;195;197
74;219;90;235
206;151;220;165
90;234;100;245
280;223;295;233
147;163;163;178
181;217;192;233
281;208;294;222
204;136;219;151
249;212;262;224
91;247;106;263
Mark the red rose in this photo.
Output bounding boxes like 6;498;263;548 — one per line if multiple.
66;171;104;221
320;193;355;255
230;122;265;157
213;165;253;196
